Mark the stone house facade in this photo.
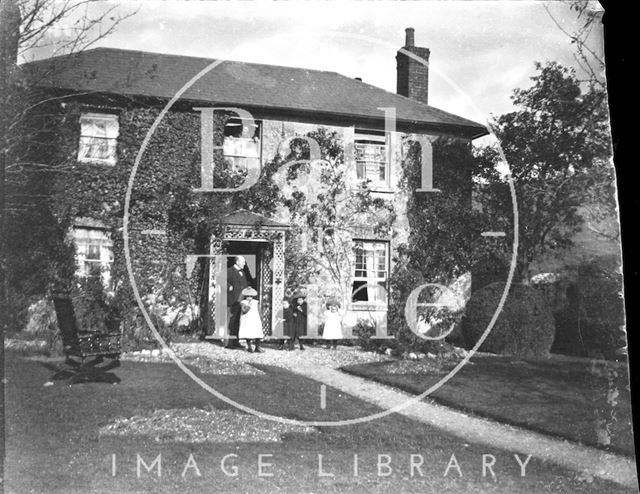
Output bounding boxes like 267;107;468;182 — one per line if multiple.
22;28;487;338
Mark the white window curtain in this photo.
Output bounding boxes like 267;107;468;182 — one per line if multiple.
352;240;388;306
78;113;119;165
73;227;113;287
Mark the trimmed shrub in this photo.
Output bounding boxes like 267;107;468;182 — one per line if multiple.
461;282;555;358
470;253;510;293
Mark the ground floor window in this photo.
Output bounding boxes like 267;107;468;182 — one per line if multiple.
73;226;113;287
351;240;388;306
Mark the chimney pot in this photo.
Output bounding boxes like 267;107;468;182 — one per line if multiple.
405;27;415;47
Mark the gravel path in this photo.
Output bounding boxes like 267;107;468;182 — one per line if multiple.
166;341;393;372
122;342;637;489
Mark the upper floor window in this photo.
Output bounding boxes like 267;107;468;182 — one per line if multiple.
351;240;389;307
354;129;389;188
223;118;261;172
78;113;119;165
73;226;113;288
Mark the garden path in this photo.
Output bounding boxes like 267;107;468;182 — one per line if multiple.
143;343;637;489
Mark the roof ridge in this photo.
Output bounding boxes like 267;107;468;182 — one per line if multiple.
19;47;488;138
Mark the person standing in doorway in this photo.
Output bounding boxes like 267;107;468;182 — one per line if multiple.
226;255;249;349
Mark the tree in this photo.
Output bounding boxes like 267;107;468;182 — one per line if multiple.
544;1;619;244
280;128;394;305
544;1;605;91
476;62;611;280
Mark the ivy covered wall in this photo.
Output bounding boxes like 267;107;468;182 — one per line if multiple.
10;92;483;347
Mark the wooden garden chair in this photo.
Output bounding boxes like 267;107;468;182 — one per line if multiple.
51;293;123;384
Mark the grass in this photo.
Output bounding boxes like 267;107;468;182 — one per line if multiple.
4;350;636;493
341;354;635;457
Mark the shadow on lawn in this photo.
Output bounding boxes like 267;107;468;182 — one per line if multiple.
5;351;636;494
341;355;635;457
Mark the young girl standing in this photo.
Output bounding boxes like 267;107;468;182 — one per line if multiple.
322;297;343;349
238;287;264;353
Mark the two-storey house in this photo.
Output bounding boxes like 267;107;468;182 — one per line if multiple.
21;28;487;339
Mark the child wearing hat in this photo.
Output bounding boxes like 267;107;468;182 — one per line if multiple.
289;289;307;351
323;297;343;349
238;287;264;353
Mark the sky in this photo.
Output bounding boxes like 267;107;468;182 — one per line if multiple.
33;0;605;130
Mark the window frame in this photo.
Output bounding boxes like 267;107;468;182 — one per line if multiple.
77;112;119;166
350;239;390;310
73;226;114;288
354;128;390;189
222;117;263;173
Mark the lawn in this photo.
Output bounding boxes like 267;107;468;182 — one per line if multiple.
342;354;635;457
3;350;635;493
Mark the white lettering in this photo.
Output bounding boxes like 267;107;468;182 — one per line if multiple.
443;454;462;477
181;454;201;478
258;454;274;477
137;453;161;478
514;454;532;477
221;454;238;477
318;454;334;477
482;454;497;481
377;454;393;477
410;454;424;477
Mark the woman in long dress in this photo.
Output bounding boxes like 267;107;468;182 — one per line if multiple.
238;287;264;353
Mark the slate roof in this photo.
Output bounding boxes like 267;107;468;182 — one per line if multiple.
21;47;488;139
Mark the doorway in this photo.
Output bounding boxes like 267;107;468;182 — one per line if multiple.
223;240;273;335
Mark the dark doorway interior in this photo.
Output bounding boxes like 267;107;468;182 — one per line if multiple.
223;240;262;292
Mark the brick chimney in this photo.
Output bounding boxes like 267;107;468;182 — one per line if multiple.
396;27;430;105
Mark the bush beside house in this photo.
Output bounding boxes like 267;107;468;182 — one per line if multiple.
461;281;555;358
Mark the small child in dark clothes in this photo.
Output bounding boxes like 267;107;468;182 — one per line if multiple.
289;289;307;350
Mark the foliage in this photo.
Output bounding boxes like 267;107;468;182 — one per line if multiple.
475;62;611;280
401;137;505;285
552;255;625;360
281;127;394;303
461;282;555;358
387;136;505;354
1;0;135;333
385;262;459;355
24;297;61;353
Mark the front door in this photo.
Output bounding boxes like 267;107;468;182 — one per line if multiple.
223;240;272;336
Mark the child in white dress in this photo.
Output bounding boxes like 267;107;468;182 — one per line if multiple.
238;287;264;353
322;297;343;350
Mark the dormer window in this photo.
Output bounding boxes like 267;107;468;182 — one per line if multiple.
354;129;389;188
78;113;119;165
223;118;262;172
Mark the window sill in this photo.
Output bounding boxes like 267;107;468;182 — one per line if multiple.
349;185;395;194
78;159;116;167
349;304;388;312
